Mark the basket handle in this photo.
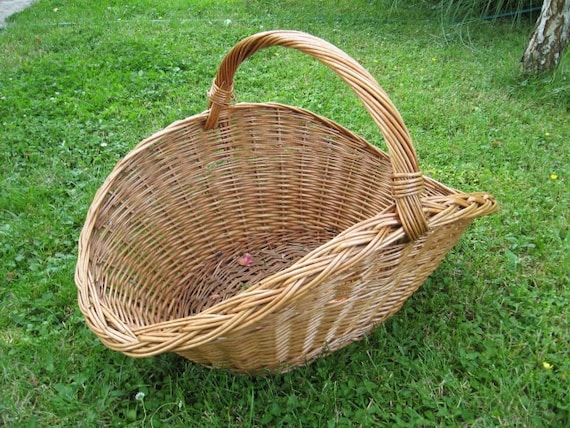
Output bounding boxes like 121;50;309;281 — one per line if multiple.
204;30;428;240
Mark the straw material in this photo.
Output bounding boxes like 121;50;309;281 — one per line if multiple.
76;30;498;373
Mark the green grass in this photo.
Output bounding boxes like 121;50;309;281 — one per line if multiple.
427;0;543;23
1;0;568;426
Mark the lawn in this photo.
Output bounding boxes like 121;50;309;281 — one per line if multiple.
0;0;568;426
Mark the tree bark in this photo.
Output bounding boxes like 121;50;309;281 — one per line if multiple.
521;0;570;74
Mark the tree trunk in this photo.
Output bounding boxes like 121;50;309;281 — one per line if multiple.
521;0;570;74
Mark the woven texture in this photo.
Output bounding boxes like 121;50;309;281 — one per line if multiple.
76;31;498;373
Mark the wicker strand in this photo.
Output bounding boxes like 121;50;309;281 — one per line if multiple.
207;80;234;107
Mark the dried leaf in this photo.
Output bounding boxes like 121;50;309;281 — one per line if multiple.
237;253;253;266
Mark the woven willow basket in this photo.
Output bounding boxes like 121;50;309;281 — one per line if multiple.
76;30;498;373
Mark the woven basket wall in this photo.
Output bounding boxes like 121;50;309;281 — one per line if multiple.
76;31;498;373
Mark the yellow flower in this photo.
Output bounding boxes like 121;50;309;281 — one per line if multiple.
550;174;558;180
542;361;553;370
545;132;551;137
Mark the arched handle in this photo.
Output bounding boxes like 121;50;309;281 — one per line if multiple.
204;30;428;240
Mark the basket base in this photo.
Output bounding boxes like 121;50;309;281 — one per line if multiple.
179;229;339;316
170;218;474;374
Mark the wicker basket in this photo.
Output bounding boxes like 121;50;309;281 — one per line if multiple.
76;30;498;373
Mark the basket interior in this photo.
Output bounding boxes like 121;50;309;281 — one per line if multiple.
87;104;398;327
